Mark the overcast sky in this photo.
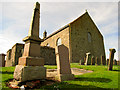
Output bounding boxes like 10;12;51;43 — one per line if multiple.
0;0;119;60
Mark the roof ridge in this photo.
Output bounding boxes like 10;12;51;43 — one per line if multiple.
44;11;88;40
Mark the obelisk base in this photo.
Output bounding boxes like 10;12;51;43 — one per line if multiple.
14;65;46;82
19;56;44;66
55;74;74;82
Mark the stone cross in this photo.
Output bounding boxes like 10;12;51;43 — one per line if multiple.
55;44;74;81
108;48;116;71
85;52;91;65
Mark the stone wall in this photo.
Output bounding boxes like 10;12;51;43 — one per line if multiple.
5;43;24;67
5;49;12;67
0;53;6;67
5;43;56;66
69;12;106;64
41;27;70;61
40;46;56;65
5;12;106;65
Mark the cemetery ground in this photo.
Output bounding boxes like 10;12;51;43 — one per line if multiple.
0;63;119;89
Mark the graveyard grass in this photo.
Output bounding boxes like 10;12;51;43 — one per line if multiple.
0;64;119;89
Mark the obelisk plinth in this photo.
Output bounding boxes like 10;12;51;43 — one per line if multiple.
13;2;46;82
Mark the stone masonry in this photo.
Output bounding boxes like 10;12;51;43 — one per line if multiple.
108;48;116;71
55;44;74;81
0;53;6;67
14;2;46;82
41;11;106;64
6;5;106;66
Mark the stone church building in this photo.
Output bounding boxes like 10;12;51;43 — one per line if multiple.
5;11;106;67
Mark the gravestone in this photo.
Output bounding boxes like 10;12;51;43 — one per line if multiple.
101;56;106;65
84;52;91;65
55;44;74;81
79;60;81;65
0;53;6;67
113;59;117;65
95;57;98;65
108;48;116;71
97;57;101;65
80;58;84;65
91;56;95;65
13;2;46;82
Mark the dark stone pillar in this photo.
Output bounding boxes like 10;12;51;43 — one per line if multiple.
108;48;116;71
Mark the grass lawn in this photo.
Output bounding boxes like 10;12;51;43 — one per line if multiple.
0;63;119;89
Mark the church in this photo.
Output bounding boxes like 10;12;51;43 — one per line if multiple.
5;11;106;67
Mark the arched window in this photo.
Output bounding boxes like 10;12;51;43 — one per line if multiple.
88;32;92;43
56;38;61;46
46;43;49;46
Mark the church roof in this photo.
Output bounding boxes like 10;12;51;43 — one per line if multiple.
44;12;87;40
44;24;69;40
44;11;103;40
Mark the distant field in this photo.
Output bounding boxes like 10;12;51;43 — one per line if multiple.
0;63;119;89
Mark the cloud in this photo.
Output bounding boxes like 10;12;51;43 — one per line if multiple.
104;35;118;60
0;2;118;61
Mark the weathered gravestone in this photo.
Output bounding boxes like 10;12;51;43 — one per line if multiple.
108;48;116;71
101;55;106;65
79;60;81;65
13;2;46;82
84;52;91;65
95;57;98;65
55;44;74;81
79;59;84;65
91;56;95;65
113;59;117;65
95;57;100;65
0;53;6;67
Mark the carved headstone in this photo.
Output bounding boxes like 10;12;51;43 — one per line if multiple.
108;48;116;71
55;44;74;81
85;52;91;65
14;2;46;82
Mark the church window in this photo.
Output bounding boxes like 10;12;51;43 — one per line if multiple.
56;38;61;46
88;32;92;42
46;43;49;46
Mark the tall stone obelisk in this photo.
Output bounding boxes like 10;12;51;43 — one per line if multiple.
13;2;46;82
18;2;43;66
